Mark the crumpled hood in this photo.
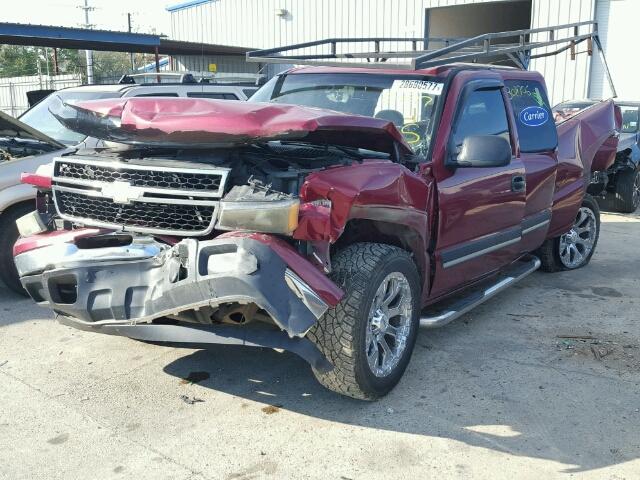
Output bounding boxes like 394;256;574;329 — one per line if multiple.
0;110;64;148
51;97;413;155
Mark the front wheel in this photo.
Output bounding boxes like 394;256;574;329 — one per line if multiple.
308;243;421;400
537;194;600;272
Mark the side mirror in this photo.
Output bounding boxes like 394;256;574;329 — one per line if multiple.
455;135;512;168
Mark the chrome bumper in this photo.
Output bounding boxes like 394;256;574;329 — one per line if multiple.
16;234;329;337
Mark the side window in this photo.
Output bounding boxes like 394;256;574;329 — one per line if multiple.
505;80;557;152
187;92;239;100
453;88;510;147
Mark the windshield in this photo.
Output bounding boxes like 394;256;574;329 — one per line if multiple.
20;90;121;145
250;73;444;155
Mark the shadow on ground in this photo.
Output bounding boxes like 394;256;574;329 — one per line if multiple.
162;318;640;473
1;215;637;473
0;285;44;326
161;217;640;475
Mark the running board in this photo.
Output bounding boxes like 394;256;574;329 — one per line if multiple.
420;255;541;329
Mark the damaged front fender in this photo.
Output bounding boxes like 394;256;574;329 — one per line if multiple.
294;160;433;288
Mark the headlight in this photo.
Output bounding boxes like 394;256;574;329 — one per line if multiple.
217;196;299;235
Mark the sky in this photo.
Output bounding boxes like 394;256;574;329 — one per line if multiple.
4;0;173;36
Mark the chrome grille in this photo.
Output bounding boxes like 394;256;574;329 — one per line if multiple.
52;156;229;236
56;161;222;192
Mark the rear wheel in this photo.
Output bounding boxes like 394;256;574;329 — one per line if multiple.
0;203;34;296
308;243;421;400
613;167;640;213
537;194;600;272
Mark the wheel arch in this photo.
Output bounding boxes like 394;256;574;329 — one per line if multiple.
333;214;430;295
0;197;36;220
0;184;36;216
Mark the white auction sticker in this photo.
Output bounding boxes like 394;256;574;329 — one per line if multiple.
392;80;444;95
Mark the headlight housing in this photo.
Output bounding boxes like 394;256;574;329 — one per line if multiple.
216;184;299;235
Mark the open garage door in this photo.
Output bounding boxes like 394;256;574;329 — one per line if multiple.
425;0;532;60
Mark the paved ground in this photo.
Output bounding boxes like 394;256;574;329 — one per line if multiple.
1;211;639;480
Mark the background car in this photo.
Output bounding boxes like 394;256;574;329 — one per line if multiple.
0;75;257;294
554;100;640;213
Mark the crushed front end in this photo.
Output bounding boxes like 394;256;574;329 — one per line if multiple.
15;226;338;370
13;96;417;371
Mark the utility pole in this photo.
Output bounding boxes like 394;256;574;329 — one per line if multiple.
43;48;51;77
53;48;60;75
127;13;135;71
36;54;43;89
80;0;95;84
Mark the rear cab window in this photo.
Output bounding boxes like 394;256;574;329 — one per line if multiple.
505;80;557;153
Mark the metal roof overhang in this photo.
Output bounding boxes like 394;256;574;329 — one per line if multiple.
0;22;250;56
159;39;251;56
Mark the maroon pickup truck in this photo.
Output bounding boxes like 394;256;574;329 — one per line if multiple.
14;64;618;399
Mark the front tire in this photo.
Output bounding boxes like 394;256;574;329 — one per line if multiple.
308;243;421;400
0;203;34;296
537;194;600;272
613;167;640;213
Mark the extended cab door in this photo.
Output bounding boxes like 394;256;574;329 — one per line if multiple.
429;79;526;299
504;76;558;252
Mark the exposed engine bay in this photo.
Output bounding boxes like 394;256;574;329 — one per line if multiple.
65;141;370;195
0;138;60;162
45;141;381;241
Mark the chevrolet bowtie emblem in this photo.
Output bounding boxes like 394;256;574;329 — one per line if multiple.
101;181;145;204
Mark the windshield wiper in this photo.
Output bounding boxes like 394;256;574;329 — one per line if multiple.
270;141;389;160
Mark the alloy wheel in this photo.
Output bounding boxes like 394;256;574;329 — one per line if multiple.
365;272;413;378
558;206;597;268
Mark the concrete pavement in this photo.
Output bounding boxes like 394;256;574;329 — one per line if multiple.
1;211;639;479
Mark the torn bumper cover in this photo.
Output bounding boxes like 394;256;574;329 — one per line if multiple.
14;231;343;371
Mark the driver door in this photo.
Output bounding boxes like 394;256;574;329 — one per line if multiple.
430;81;526;299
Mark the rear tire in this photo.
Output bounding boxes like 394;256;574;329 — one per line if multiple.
613;167;640;213
537;194;600;272
0;203;34;296
308;243;421;400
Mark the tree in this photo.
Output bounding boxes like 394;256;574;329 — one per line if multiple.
92;51;134;83
0;44;152;82
55;49;84;75
0;45;39;77
0;45;85;78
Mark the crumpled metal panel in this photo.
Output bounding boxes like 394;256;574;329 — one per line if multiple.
50;96;413;155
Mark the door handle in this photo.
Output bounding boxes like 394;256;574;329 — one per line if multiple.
511;175;526;192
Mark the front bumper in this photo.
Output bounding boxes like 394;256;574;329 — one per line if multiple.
15;231;341;338
56;316;333;372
